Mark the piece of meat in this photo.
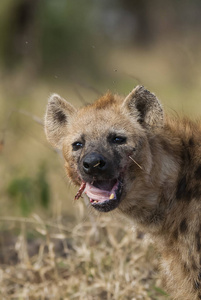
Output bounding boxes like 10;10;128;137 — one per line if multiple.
74;181;86;200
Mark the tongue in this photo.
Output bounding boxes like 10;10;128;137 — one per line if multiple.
84;182;111;202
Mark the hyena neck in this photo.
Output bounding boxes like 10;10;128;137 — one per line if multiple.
151;119;201;300
155;118;201;235
121;117;201;236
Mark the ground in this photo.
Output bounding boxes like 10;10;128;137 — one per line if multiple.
0;213;170;299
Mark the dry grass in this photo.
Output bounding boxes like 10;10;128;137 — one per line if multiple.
0;212;170;300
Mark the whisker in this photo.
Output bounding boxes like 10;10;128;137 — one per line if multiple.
129;156;143;170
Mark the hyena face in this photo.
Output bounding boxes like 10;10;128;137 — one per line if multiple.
45;86;164;213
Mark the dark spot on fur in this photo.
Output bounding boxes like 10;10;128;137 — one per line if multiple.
196;232;201;252
176;174;194;202
181;141;191;162
176;176;187;200
172;228;178;241
192;257;197;271
186;149;191;161
198;270;201;281
194;280;200;290
195;165;201;180
55;110;66;124
183;262;190;273
186;188;193;200
179;218;188;234
181;150;185;163
189;137;194;147
193;185;201;200
198;294;201;300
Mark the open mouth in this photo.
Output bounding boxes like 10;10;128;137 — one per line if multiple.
74;178;123;212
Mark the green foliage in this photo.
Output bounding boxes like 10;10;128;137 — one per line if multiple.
8;177;35;215
36;164;50;209
153;286;169;297
38;0;96;73
0;0;98;74
7;163;50;216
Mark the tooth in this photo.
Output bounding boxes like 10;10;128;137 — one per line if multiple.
110;193;114;199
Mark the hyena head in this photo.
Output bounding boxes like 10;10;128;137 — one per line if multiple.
45;86;164;213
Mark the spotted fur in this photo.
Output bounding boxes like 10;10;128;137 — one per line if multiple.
45;86;201;300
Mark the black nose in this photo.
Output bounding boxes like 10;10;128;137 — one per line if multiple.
83;152;107;175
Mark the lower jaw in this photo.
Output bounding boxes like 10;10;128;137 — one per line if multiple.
91;198;121;212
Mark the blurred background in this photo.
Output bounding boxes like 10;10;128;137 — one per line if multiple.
0;1;201;298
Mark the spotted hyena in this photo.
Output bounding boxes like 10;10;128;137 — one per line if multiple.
45;86;201;300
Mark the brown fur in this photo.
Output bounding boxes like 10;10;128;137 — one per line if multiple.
45;86;201;299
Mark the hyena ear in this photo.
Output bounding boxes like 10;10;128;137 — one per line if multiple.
122;86;164;128
44;94;76;149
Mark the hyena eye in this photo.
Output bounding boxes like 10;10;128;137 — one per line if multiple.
72;141;83;151
111;136;127;144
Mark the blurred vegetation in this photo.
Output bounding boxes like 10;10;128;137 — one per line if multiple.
7;163;50;216
0;0;100;77
1;0;201;76
0;1;201;298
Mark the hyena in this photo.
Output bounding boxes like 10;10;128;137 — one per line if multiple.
45;86;201;300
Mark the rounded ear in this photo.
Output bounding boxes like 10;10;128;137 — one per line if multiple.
122;86;164;128
44;94;77;149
